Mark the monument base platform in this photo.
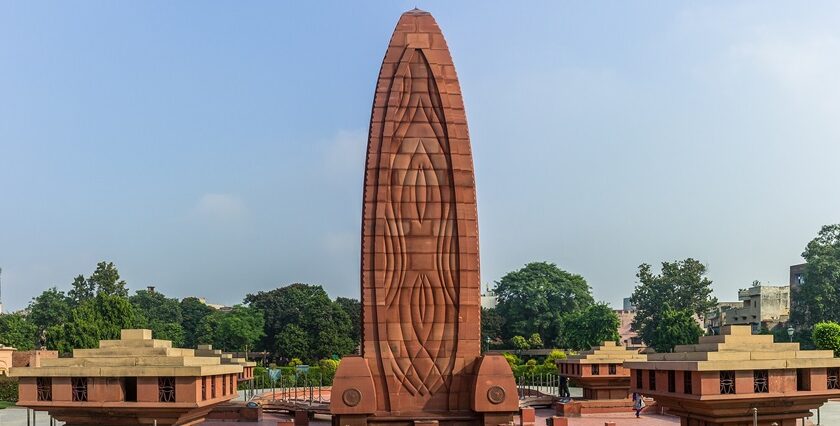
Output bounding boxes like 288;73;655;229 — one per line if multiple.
652;394;828;426
35;406;212;426
553;399;636;417
331;413;514;426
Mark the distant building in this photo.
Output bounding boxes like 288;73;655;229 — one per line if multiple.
704;301;743;335
0;345;13;376
622;297;635;312
480;284;497;309
1;346;57;376
790;263;806;289
190;297;229;311
712;282;790;333
615;309;644;349
790;263;806;315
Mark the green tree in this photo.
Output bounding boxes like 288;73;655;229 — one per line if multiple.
481;307;504;344
494;262;594;345
48;293;140;354
559;303;620;350
791;225;840;329
180;297;214;348
647;308;704;353
68;274;95;306
334;297;361;347
27;287;72;333
245;284;355;360
89;261;128;298
0;313;38;349
630;258;716;348
199;306;264;352
812;321;840;357
130;289;184;346
511;335;530;351
276;324;311;360
528;333;543;349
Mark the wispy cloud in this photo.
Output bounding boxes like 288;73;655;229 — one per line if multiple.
730;31;840;103
323;231;356;255
194;193;248;222
323;129;367;177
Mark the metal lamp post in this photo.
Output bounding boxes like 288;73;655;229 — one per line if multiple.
787;326;795;342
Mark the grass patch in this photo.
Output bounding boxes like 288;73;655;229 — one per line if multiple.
0;401;15;409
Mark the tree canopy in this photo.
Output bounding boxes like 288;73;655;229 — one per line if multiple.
480;307;504;345
47;292;141;353
630;258;716;348
130;289;185;346
27;287;72;333
0;313;38;350
646;307;704;353
88;261;129;298
559;303;620;350
791;224;840;329
494;262;594;346
180;297;214;348
334;297;361;347
245;283;356;361
197;305;264;352
68;274;95;305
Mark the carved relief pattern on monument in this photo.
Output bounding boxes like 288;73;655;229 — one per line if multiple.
380;48;459;398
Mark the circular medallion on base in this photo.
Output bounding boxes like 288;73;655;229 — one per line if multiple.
487;385;506;404
342;388;362;407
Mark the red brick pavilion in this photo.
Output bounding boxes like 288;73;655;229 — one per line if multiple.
625;325;840;426
11;329;243;426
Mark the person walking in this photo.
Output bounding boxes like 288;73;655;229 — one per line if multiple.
559;375;570;398
632;392;645;418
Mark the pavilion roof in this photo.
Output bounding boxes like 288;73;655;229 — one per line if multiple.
195;344;257;367
625;325;840;371
558;341;646;364
10;329;242;377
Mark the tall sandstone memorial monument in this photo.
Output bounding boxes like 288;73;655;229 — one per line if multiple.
331;9;518;426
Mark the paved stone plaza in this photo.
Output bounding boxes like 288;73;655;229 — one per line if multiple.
4;404;838;425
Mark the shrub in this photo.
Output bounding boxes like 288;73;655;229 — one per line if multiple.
546;349;566;363
511;335;530;351
502;352;521;368
813;322;840;357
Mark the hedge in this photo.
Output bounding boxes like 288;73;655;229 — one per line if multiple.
0;377;18;402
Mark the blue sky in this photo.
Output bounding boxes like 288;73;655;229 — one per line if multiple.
2;1;840;312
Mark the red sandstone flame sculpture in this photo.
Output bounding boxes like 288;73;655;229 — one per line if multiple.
364;9;475;412
331;9;517;426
